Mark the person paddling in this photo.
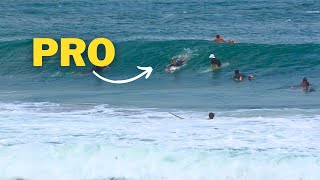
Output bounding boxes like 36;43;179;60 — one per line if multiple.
209;54;222;68
300;77;312;91
213;34;226;43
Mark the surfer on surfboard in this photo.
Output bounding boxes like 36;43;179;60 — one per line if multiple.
299;77;314;92
165;55;187;72
209;54;222;68
291;77;314;92
213;34;237;44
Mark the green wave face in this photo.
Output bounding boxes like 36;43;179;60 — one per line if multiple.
0;39;319;109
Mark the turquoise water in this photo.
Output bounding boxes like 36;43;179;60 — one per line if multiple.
0;0;320;179
0;40;319;109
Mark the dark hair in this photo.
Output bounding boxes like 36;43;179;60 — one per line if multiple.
208;112;215;119
303;77;308;82
216;34;220;38
234;70;240;74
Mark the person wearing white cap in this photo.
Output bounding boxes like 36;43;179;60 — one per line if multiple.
209;53;222;68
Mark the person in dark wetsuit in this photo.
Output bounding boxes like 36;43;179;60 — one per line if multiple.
209;54;222;68
233;70;244;81
175;59;183;66
167;58;184;68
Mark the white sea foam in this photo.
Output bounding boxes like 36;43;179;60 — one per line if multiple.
0;102;320;179
305;11;320;14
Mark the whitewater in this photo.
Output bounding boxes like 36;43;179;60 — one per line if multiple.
1;0;320;179
1;103;320;180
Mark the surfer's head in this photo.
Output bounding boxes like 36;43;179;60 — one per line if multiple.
303;77;308;82
172;59;177;65
209;54;215;59
208;112;215;119
216;34;221;39
234;70;240;75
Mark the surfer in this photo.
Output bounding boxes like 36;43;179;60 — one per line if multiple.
166;56;186;69
300;77;312;91
291;77;314;92
233;70;245;81
168;59;181;68
208;112;215;120
213;34;226;43
209;54;222;68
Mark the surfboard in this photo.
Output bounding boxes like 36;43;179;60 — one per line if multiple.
165;65;182;73
199;62;230;73
165;55;189;73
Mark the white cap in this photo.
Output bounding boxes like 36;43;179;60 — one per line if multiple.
209;54;215;58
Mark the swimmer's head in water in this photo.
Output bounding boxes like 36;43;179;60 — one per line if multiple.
235;70;240;74
216;34;221;39
303;77;308;82
208;112;215;119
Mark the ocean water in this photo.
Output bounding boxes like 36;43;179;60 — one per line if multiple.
0;0;320;179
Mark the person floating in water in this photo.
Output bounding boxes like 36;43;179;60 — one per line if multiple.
208;112;215;120
233;70;254;81
213;34;226;43
291;77;314;92
233;70;244;81
300;77;312;91
209;54;222;68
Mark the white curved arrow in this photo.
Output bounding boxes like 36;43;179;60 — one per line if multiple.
92;66;153;84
